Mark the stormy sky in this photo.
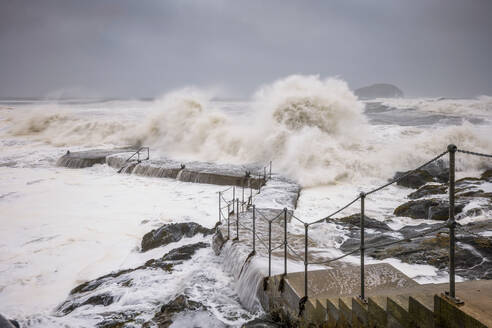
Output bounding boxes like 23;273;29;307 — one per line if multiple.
1;0;491;98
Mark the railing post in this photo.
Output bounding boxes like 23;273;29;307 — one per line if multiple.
250;185;253;206
236;198;239;240
227;204;230;240
252;205;256;253
360;192;366;301
233;186;236;209
448;144;458;301
304;223;308;298
242;183;245;212
219;192;222;223
269;161;272;180
268;221;272;277
284;208;288;277
264;167;267;183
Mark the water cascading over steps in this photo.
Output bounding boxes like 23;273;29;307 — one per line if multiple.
218;240;265;313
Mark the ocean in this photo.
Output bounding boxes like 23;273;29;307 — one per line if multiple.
1;75;491;327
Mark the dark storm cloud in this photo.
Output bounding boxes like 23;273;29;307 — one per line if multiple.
0;0;491;98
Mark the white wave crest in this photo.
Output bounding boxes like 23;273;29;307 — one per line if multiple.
3;76;491;186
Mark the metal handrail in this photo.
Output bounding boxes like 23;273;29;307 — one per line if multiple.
117;147;150;173
218;145;492;312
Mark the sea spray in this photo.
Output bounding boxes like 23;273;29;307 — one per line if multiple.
3;75;492;186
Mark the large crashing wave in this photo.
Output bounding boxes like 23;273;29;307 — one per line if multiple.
2;75;492;186
129;75;371;186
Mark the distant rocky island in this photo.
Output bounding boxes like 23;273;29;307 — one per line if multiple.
355;83;404;99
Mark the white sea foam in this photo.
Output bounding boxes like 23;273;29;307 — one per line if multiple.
2;76;492;187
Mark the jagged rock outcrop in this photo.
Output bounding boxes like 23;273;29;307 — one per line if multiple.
354;83;404;100
393;198;465;221
57;241;208;315
141;222;214;252
0;314;18;328
408;184;447;199
146;295;206;328
393;161;449;189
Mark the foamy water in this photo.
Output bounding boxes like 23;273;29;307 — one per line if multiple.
1;75;491;326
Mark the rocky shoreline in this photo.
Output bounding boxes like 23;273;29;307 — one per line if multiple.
337;166;492;280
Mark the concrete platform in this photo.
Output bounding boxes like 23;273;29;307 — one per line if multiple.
259;265;492;327
286;263;418;300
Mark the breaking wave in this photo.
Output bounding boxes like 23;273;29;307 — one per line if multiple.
2;75;492;186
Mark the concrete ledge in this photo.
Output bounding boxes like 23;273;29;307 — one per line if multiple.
409;294;435;328
352;298;368;328
368;296;387;328
339;297;353;327
387;295;411;328
434;294;488;328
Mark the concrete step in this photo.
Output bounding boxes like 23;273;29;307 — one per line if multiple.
326;297;340;326
409;294;435;328
387;295;411;328
352;297;369;328
339;297;353;326
368;296;388;328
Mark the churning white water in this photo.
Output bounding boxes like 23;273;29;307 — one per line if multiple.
1;75;491;326
4;75;492;187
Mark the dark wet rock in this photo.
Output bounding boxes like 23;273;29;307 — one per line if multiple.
0;315;17;328
212;228;227;255
70;268;136;295
147;295;206;328
334;213;392;231
394;170;434;189
394;161;449;189
408;184;447;199
394;198;465;221
370;231;492;280
60;242;207;316
145;242;209;269
481;169;492;181
58;293;116;315
8;321;19;328
96;311;143;328
141;222;214;252
242;317;285;328
337;214;397;253
69;241;207;295
340;233;398;253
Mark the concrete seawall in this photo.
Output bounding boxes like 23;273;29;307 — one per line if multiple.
56;149;298;192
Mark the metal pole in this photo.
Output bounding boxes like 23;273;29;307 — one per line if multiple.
250;185;253;206
227;206;230;239
284;208;288;276
233;186;235;209
252;205;256;253
304;224;308;298
242;183;245;212
360;192;366;301
236;198;239;240
219;192;222;223
269;161;272;179
268;221;272;277
448;144;457;299
264;167;267;183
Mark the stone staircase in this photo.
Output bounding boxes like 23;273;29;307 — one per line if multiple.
257;266;492;328
303;280;492;327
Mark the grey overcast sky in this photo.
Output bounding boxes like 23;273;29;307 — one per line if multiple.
0;0;491;98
